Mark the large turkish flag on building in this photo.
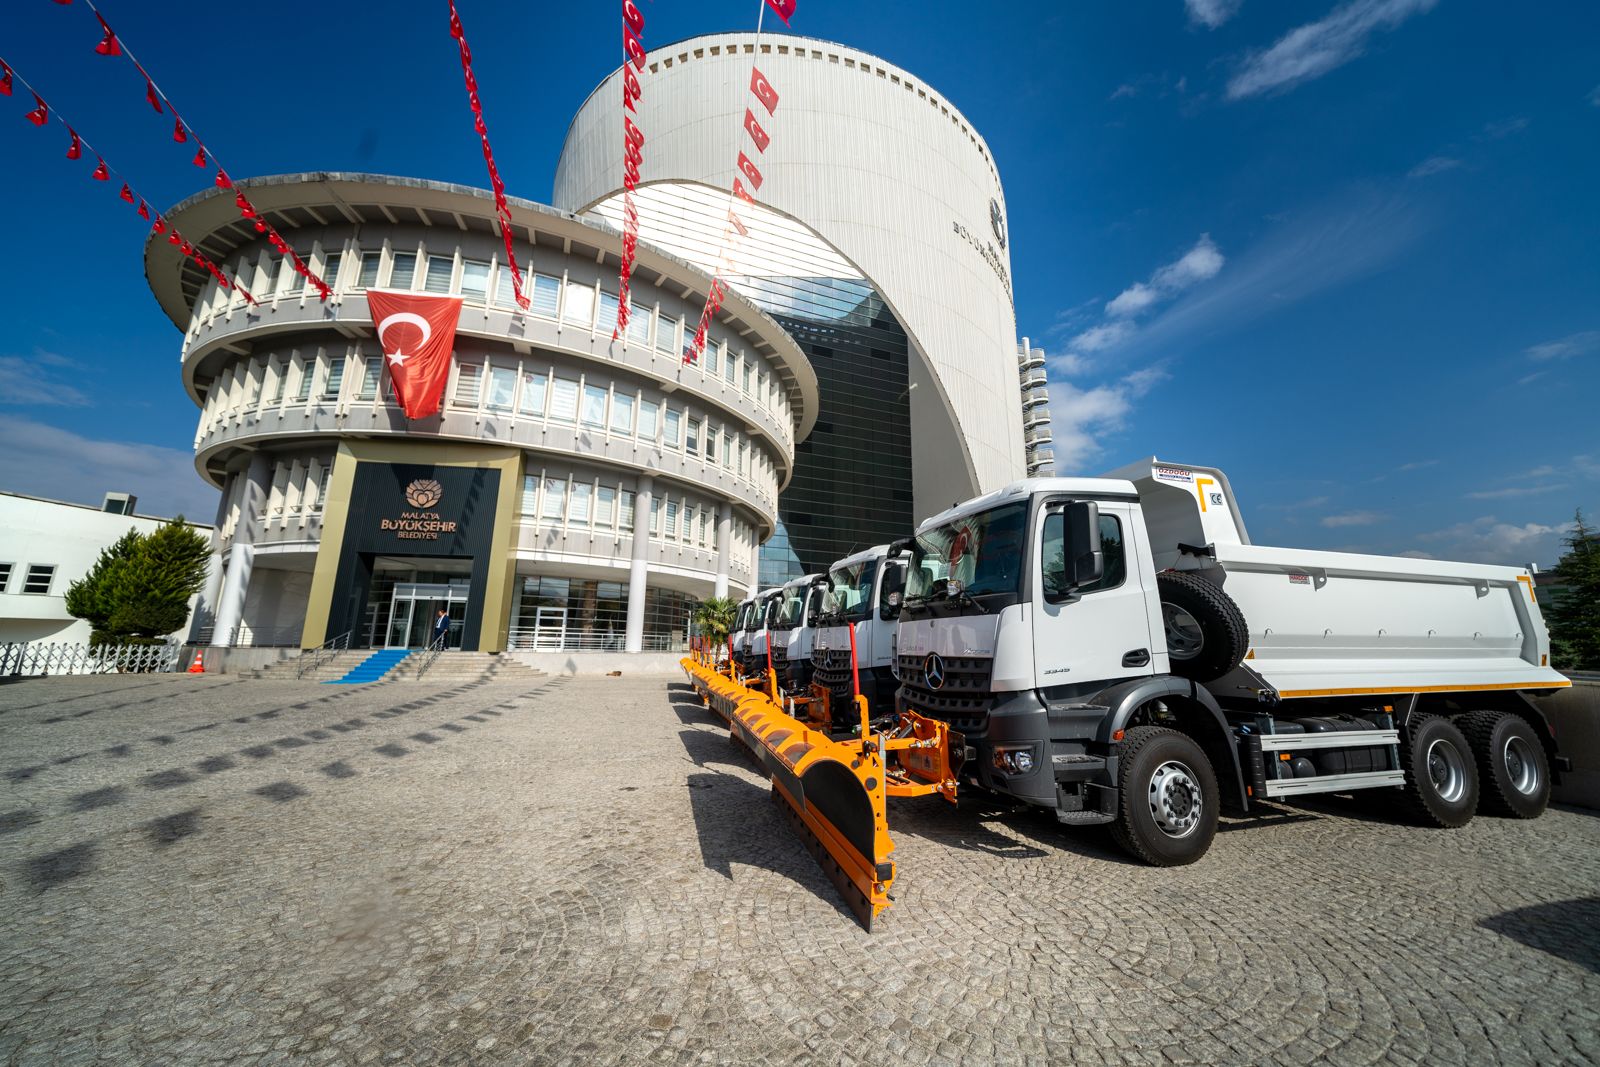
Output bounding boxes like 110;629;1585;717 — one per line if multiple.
365;289;464;420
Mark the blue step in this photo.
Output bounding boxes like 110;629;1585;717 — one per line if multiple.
323;648;413;685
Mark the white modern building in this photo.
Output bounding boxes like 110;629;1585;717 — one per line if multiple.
0;491;210;644
554;33;1027;584
148;173;814;653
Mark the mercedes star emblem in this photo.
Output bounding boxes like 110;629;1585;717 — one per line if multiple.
924;652;947;691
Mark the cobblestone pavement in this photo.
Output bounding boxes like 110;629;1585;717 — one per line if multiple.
2;672;1598;1066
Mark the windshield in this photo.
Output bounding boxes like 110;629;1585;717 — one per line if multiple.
906;502;1028;604
774;586;807;629
761;596;782;628
822;558;880;623
733;602;754;633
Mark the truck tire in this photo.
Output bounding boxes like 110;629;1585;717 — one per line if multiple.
1398;714;1479;828
1156;571;1248;683
1109;725;1219;866
1461;711;1550;819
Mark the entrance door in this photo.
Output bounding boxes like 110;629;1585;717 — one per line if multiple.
387;582;470;649
386;597;416;649
533;607;568;650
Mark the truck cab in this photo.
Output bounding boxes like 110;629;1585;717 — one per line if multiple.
729;597;757;671
770;574;829;694
896;462;1568;865
737;588;783;677
812;544;909;722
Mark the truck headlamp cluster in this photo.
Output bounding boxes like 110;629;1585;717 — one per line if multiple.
993;746;1036;775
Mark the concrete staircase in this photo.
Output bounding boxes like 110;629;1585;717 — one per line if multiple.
249;650;374;683
386;652;547;685
324;648;413;685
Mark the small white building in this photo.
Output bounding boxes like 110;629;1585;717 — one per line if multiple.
0;491;213;645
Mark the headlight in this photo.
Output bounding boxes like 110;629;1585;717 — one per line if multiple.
992;746;1036;774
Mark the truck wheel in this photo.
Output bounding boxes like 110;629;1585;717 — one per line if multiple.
1399;714;1479;828
1155;572;1248;683
1109;726;1219;866
1461;711;1550;819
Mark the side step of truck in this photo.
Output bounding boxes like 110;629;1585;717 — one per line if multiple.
1244;728;1406;800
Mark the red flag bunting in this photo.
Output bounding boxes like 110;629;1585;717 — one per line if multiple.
0;60;12;97
743;109;770;153
764;0;796;23
137;199;150;219
750;68;779;115
172;116;187;142
27;93;49;125
66;129;82;159
153;216;166;234
215;169;232;189
446;0;529;310
91;157;109;181
192;146;206;168
145;78;162;113
119;182;134;203
94;14;121;56
364;289;465;419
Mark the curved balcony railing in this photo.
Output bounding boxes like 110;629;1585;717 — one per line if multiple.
1018;352;1045;372
1019;371;1048;390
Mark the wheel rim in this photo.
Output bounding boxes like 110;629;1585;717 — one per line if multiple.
1162;603;1205;661
1425;737;1468;804
1503;735;1541;796
1147;760;1203;838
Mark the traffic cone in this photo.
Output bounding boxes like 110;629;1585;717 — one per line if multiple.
187;649;206;674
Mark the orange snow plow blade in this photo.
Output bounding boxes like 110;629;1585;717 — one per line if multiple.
681;654;961;929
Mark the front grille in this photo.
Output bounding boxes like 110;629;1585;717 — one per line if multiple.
897;654;994;733
812;647;857;707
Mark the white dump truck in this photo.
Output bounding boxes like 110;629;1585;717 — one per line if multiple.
733;587;783;678
769;573;829;694
811;544;909;721
893;458;1571;865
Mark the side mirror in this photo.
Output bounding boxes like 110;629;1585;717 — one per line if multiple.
1065;500;1104;589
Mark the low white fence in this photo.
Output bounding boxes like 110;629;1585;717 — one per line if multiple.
0;641;185;677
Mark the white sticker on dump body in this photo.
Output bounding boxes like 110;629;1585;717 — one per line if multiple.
1154;466;1194;484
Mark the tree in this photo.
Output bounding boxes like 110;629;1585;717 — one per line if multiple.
66;519;211;645
692;596;740;647
65;529;143;644
1547;509;1600;671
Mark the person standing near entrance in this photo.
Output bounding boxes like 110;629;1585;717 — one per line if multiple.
433;607;451;650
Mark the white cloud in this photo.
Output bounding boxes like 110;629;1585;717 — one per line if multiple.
1482;116;1529;139
1407;155;1461;179
1465;484;1569;500
1395;459;1438;472
1259;495;1331;511
1418;515;1573;566
1227;0;1439;100
1322;510;1385;527
1046;367;1168;471
1186;0;1243;29
1524;330;1600;362
1107;235;1225;317
0;352;91;407
1518;371;1548;386
0;417;219;521
1070;320;1136;352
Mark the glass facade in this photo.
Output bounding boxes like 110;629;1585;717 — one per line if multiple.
508;575;695;651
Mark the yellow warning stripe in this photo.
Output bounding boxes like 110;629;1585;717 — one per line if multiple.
1278;679;1571;699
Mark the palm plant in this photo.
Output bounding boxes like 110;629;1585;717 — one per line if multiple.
692;596;740;649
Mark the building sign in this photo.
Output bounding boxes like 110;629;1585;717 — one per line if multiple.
953;218;1013;308
379;479;458;540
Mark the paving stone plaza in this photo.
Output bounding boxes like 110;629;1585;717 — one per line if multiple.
2;672;1598;1066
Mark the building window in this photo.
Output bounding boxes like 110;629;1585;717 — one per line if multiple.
0;562;12;592
461;259;491;301
530;274;561;317
581;383;607;428
563;281;596;327
453;364;482;406
628;302;651;346
705;427;718;464
22;564;55;595
569;482;592;526
743;362;753;394
700;510;711;547
268;359;287;405
288;253;308;293
686;417;701;457
650;496;662;536
293;357;313;402
704;343;719;377
520;473;539;516
739;441;749;478
621;490;636;531
596;486;616;528
664;408;682;447
357;251;381;288
550;378;579;422
320;251;342;290
486;366;516;411
356;359;379;401
520;370;548;416
322;355;346;401
389;252;417;290
541;477;567;521
424;254;454;294
655;314;678;354
610;391;634;434
598;290;620;332
638;398;659;441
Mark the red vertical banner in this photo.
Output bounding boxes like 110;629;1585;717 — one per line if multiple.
613;0;647;341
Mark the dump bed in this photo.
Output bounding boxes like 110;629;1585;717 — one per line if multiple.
1105;458;1570;699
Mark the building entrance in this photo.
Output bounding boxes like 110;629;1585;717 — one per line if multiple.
386;582;469;649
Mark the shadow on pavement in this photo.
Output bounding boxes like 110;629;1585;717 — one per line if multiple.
1480;897;1600;974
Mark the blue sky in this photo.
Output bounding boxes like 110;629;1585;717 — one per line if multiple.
0;0;1595;566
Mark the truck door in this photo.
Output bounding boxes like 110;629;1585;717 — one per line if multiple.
1031;502;1158;687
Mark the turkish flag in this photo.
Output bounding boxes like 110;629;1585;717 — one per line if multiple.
365;289;463;419
750;67;779;115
